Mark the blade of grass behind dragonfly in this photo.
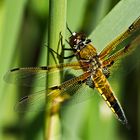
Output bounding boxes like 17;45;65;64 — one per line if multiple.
88;0;140;140
62;0;140;140
0;0;27;140
45;0;67;140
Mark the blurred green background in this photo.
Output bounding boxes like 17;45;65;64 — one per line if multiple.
0;0;140;140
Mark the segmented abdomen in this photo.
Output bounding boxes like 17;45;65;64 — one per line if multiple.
92;69;128;125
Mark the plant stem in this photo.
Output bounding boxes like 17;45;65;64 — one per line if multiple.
45;0;67;140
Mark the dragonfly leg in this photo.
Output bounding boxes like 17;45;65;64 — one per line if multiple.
46;32;76;62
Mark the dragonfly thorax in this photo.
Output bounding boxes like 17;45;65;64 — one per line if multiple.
87;56;102;73
69;32;97;60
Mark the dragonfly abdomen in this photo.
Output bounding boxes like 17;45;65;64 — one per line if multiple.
93;69;128;125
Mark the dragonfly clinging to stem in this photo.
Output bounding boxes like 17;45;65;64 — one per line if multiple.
4;16;140;126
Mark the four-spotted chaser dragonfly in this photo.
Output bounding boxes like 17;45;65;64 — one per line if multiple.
4;16;140;126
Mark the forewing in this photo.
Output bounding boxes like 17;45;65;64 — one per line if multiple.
102;35;140;79
4;62;82;87
99;16;140;60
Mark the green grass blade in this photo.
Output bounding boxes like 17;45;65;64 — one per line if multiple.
45;0;67;139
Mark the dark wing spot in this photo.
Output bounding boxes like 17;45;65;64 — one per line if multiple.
124;44;130;53
19;96;28;102
10;68;20;72
40;66;48;70
49;86;61;90
128;24;134;31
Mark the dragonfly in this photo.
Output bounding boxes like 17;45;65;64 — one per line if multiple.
4;16;140;126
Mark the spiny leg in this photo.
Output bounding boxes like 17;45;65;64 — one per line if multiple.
44;33;76;63
66;22;73;35
57;32;76;60
99;16;140;60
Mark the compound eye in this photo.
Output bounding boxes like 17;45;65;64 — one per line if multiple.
80;33;86;40
80;35;86;41
69;35;78;46
73;39;78;45
81;38;85;41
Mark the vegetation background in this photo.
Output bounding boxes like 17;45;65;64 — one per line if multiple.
0;0;140;140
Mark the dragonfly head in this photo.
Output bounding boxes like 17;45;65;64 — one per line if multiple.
69;32;88;50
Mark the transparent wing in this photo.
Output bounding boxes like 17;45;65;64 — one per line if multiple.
99;16;140;60
102;35;140;68
4;62;84;87
15;90;46;112
15;71;94;112
102;35;140;77
62;81;94;106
